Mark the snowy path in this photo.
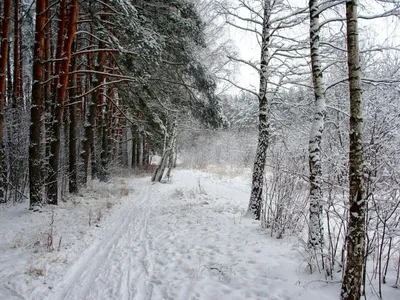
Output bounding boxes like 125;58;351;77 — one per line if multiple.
51;186;153;300
1;169;346;300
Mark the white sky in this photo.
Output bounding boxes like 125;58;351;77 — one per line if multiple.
225;0;400;95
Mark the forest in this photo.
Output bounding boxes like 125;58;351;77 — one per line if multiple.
1;0;400;299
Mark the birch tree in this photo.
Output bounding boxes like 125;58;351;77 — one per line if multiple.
341;0;366;298
307;0;326;252
218;0;308;220
246;0;271;220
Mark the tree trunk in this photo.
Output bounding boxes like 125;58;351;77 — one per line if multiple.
47;0;78;204
81;47;105;184
80;30;94;186
99;84;111;182
43;0;52;188
29;0;46;210
7;0;23;203
308;0;326;251
18;9;23;108
0;0;11;203
152;149;171;183
138;133;144;167
165;118;177;181
246;0;271;220
131;131;137;168
82;91;96;185
46;0;66;203
341;0;366;299
12;0;22;108
108;94;115;161
69;42;78;194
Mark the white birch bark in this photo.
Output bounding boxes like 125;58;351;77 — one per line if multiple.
308;0;326;251
165;118;177;181
341;0;366;299
246;0;271;220
152;118;176;183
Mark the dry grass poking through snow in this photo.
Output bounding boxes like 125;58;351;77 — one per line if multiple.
0;175;136;298
1;169;398;300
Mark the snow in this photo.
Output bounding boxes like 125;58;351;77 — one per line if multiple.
0;169;398;300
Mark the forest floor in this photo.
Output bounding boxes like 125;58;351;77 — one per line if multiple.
0;168;398;300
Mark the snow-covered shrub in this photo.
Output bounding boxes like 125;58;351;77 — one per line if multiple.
261;140;308;239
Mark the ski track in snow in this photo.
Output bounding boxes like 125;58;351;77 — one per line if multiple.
42;170;301;300
3;169;397;300
50;186;154;300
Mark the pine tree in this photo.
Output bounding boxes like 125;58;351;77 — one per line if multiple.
12;0;23;109
0;0;11;203
29;0;46;210
68;42;78;194
47;0;78;204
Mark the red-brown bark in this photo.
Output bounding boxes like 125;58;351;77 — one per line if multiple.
12;0;23;108
46;0;67;204
0;0;11;202
29;0;46;209
43;0;52;177
0;0;11;131
81;1;109;183
47;0;79;204
69;41;78;194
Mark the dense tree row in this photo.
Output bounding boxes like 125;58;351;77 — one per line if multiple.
0;0;227;209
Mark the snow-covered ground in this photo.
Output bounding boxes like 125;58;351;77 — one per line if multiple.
0;169;398;300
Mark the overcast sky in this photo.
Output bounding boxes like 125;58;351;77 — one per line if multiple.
225;0;400;95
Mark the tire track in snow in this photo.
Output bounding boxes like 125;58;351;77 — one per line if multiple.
48;185;151;300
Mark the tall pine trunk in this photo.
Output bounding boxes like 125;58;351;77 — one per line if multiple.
80;34;94;186
0;0;11;203
99;84;111;182
131;128;137;168
69;42;78;194
138;134;144;166
13;0;23;108
308;0;326;251
46;0;66;204
82;91;97;185
246;0;271;220
9;0;24;203
48;0;78;204
81;47;105;184
341;0;365;299
29;0;46;210
43;0;52;187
